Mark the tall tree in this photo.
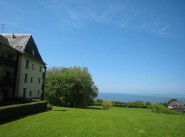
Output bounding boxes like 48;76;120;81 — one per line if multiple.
45;66;98;107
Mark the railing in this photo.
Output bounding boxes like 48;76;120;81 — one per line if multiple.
0;55;16;68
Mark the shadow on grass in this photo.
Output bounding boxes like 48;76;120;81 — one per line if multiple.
0;110;50;125
53;110;67;112
80;106;103;110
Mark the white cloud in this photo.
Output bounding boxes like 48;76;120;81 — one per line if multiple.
159;24;173;33
119;12;139;28
120;22;128;28
40;0;61;12
66;5;118;24
39;0;178;37
40;0;123;29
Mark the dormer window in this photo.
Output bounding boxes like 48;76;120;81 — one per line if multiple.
15;46;23;50
32;49;35;56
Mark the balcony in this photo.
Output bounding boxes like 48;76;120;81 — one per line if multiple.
0;79;14;88
0;55;16;69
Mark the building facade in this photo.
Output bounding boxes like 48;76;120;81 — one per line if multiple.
0;34;46;101
0;35;19;101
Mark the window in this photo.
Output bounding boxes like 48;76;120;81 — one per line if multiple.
23;88;26;98
40;66;42;72
24;74;28;83
32;64;34;70
38;90;40;96
38;78;41;84
29;91;32;96
26;59;29;69
15;46;23;50
31;77;33;83
32;49;35;56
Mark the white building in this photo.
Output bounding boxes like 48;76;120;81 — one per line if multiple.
0;34;46;101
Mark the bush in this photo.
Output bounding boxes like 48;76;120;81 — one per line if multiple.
47;104;53;110
0;101;47;122
101;101;112;110
148;103;179;114
94;99;103;106
112;101;148;108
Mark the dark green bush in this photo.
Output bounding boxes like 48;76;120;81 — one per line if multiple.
112;101;148;108
148;103;179;114
0;101;47;122
94;99;103;106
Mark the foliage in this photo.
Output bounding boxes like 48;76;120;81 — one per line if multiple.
101;101;112;109
111;101;149;108
0;101;47;122
1;106;185;137
148;103;179;114
93;100;151;108
45;66;98;107
46;104;53;110
94;99;103;106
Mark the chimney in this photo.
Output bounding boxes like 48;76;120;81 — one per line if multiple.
12;33;16;38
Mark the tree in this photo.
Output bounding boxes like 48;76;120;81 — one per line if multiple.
45;66;98;107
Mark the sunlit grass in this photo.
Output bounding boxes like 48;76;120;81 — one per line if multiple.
0;106;185;137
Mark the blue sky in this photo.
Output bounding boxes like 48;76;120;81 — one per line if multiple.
1;0;185;94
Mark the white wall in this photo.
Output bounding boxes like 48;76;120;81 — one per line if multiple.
17;54;45;99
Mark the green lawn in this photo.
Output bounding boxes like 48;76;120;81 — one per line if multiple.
0;106;185;137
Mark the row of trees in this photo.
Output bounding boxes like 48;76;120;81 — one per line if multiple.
45;66;98;107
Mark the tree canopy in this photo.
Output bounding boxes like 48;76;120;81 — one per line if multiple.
45;66;98;107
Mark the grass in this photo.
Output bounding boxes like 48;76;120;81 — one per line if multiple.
0;106;185;137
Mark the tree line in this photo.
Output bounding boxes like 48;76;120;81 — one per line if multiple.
45;66;98;107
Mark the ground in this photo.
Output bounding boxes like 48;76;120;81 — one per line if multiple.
0;106;185;137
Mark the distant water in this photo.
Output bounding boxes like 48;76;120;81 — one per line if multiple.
97;92;185;103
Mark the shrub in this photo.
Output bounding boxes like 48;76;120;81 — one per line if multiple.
0;101;47;122
94;99;103;106
47;104;53;110
148;103;179;114
101;101;112;110
112;101;148;108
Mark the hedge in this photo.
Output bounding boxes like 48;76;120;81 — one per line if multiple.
0;101;47;122
112;101;149;108
148;103;180;115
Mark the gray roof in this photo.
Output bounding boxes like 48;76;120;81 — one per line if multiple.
168;101;185;108
0;34;11;46
1;34;44;63
1;34;31;52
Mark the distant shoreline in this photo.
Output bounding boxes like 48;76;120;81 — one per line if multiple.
97;92;185;103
